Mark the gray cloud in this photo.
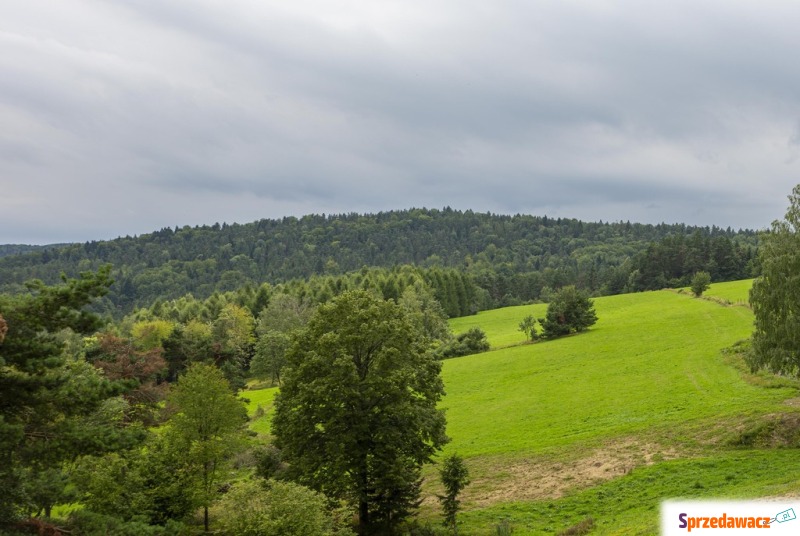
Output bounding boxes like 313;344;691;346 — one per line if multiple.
1;0;800;244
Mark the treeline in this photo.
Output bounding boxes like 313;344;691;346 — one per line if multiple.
0;208;758;317
0;244;66;259
126;265;475;387
143;265;477;322
628;231;757;291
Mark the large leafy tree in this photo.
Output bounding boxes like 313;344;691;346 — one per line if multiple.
273;290;448;535
0;266;140;524
165;362;248;533
749;184;800;375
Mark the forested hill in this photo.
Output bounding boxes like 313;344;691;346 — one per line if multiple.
0;208;758;317
0;243;67;259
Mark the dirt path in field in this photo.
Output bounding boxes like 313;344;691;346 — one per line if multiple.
429;438;682;508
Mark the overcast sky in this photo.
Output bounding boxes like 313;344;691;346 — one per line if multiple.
2;0;800;244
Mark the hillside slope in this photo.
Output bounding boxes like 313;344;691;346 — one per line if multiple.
0;209;756;316
431;284;800;534
243;283;798;534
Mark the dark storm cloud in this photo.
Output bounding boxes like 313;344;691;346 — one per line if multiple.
2;0;800;243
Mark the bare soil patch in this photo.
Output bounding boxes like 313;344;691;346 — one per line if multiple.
427;438;682;509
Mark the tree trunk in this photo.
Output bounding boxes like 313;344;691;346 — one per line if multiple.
203;462;210;533
358;499;370;536
357;449;370;536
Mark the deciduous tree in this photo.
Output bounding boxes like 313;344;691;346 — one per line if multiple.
165;363;248;533
518;315;538;341
273;291;448;535
251;330;290;385
749;184;800;375
211;304;255;389
540;286;598;338
87;332;168;425
690;271;712;297
251;294;313;384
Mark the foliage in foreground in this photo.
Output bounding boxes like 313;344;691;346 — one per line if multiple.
0;266;146;524
214;479;352;536
67;510;187;536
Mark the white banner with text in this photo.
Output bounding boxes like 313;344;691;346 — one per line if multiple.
662;500;797;535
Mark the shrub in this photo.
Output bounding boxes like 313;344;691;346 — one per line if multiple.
439;328;490;358
494;519;514;535
540;286;597;338
67;510;186;536
690;271;712;297
557;517;595;536
252;445;287;480
214;479;351;536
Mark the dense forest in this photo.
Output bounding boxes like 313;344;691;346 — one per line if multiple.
0;244;67;259
0;209;759;317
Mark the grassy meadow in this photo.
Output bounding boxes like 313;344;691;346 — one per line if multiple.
246;280;800;535
243;387;277;436
703;278;753;304
449;303;549;348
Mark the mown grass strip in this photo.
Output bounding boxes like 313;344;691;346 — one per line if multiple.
460;449;800;535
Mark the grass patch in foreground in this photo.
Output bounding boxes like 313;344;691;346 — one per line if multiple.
460;449;800;535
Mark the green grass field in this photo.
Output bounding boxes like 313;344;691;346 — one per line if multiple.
441;291;775;460
701;278;753;304
449;303;548;348
432;287;800;534
246;284;800;535
242;385;277;436
461;449;800;535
